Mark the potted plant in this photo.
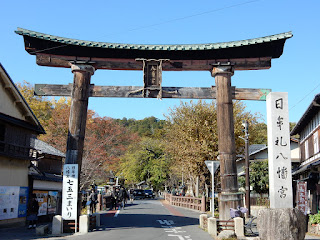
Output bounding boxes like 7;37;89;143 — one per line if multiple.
308;212;320;235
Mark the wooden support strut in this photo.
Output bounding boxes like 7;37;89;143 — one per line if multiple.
212;65;242;220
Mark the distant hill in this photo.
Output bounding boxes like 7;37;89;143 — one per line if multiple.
114;116;166;137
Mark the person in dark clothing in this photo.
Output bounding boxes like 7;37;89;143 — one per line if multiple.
129;189;134;204
118;186;128;209
111;187;118;210
89;189;97;214
113;188;120;209
27;194;39;229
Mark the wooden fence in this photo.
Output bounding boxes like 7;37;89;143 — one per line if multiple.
164;193;206;212
217;219;234;232
89;215;96;231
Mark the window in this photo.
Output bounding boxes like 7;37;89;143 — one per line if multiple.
0;124;5;152
305;140;309;159
314;131;319;154
0;124;5;141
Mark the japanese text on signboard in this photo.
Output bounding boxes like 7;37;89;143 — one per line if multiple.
267;92;293;208
296;181;308;215
62;164;78;220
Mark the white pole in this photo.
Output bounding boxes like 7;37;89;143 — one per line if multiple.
212;162;214;217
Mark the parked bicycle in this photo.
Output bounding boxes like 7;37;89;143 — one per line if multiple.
229;206;258;236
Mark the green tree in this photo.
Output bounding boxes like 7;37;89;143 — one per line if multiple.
290;122;299;139
250;122;268;144
238;160;269;196
119;138;169;190
164;100;264;194
115;116;165;138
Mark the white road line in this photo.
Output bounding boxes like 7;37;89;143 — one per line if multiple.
114;209;120;217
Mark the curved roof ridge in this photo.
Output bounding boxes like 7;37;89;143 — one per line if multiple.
15;28;292;51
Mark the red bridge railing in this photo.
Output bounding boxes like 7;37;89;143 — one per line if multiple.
164;193;206;212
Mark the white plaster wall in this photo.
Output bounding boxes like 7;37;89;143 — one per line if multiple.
290;141;300;162
0;86;25;120
33;180;62;191
0;156;29;187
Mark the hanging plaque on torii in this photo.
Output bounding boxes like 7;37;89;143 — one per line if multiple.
16;28;292;221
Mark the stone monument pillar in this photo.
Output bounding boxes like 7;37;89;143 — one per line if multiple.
259;92;306;240
266;92;293;208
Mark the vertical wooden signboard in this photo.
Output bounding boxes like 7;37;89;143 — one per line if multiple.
62;164;78;220
267;92;293;208
296;181;308;215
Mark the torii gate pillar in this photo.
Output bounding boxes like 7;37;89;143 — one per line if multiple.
65;64;95;170
212;65;242;220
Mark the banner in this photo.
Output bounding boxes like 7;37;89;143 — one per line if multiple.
48;191;58;214
18;187;28;218
33;190;48;216
0;186;28;220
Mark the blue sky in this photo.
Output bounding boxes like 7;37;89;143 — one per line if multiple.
1;0;320;123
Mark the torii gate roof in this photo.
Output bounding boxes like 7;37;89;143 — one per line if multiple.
15;28;292;71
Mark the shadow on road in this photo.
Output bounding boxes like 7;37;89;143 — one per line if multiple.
100;213;199;230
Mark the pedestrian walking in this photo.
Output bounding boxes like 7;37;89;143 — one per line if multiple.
129;189;134;204
89;189;97;214
27;194;39;229
119;186;128;209
113;187;120;210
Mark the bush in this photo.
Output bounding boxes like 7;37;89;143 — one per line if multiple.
256;197;269;207
309;212;320;225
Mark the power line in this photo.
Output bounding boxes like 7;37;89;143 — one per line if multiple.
289;82;320;110
29;0;260;54
100;0;260;39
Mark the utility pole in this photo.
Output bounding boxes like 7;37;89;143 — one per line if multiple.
241;120;251;216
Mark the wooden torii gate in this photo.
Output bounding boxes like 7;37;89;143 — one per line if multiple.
16;28;292;220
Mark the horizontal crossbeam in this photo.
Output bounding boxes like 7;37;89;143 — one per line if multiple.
36;54;272;71
35;84;271;101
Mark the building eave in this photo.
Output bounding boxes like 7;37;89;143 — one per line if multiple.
291;94;320;135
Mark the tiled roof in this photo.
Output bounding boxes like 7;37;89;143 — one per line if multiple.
33;138;65;158
291;94;320;135
15;28;292;51
249;144;267;156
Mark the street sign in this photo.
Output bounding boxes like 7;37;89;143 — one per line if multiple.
205;160;220;217
205;161;220;175
62;164;78;221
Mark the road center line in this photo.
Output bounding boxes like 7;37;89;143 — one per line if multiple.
114;209;120;217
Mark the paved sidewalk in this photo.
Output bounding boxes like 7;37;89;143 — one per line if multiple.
0;222;75;240
1;205;320;240
0;225;45;240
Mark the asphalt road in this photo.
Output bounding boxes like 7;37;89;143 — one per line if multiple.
53;199;213;240
2;199;320;239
